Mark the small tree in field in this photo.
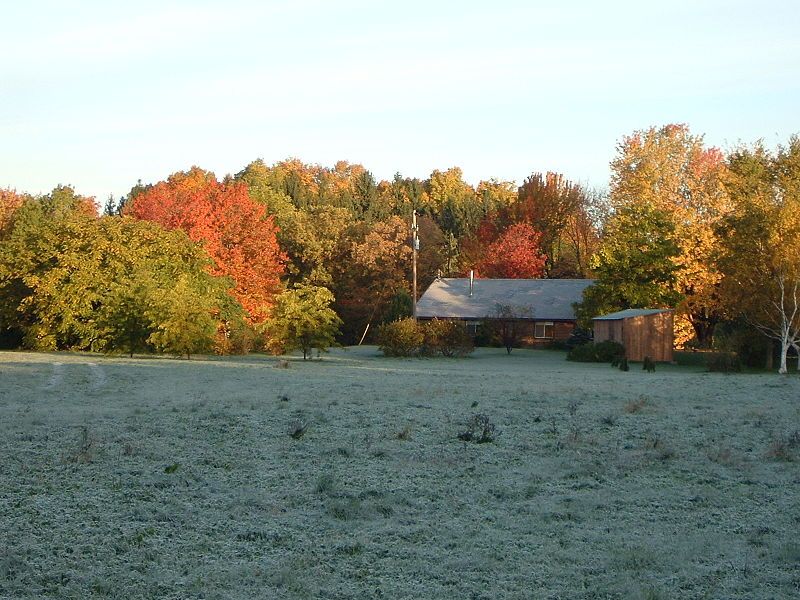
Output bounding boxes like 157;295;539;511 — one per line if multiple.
488;304;533;354
147;275;219;359
265;284;342;360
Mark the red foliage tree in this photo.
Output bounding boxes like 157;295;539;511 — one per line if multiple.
126;167;285;322
475;222;547;279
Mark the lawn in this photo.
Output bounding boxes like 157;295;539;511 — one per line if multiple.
1;347;799;599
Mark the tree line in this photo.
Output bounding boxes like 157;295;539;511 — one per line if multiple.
0;125;798;370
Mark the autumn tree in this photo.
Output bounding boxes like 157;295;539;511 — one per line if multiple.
560;187;606;278
477;179;517;213
513;172;589;276
718;138;800;373
0;188;27;234
608;124;730;346
467;172;600;278
335;215;412;342
125;167;285;322
475;222;547;279
265;284;342;359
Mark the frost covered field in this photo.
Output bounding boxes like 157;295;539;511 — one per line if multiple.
1;348;799;599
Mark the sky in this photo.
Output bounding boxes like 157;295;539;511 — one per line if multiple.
1;0;798;202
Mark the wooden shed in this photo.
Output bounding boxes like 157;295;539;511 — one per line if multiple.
592;309;674;362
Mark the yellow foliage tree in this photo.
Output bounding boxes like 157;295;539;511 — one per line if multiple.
610;124;730;346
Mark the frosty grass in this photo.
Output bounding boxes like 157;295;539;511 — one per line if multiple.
1;347;799;599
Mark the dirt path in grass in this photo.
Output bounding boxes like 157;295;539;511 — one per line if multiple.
86;362;107;390
45;361;64;390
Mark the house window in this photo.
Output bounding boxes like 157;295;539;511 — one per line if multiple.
534;321;554;339
465;321;481;336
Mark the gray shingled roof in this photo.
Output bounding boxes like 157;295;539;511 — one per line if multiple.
593;308;672;320
416;278;595;320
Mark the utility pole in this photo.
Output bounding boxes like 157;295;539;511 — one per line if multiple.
412;210;419;320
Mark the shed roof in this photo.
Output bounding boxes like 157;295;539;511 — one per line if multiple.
593;308;673;321
416;278;594;320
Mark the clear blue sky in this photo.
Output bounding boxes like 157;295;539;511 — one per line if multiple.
1;0;798;202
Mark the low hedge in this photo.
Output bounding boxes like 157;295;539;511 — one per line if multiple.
566;340;625;363
674;350;742;372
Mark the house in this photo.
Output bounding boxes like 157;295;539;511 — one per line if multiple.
416;277;594;345
592;308;674;362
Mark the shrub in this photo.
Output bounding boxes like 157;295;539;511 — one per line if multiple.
314;473;335;495
624;396;648;413
546;339;570;351
422;319;474;357
378;318;474;358
214;320;256;355
707;352;742;373
288;418;308;439
713;319;772;368
473;322;494;347
377;318;424;357
643;356;656;372
458;414;498;444
565;328;593;349
63;426;95;464
600;413;617;426
767;430;800;461
567;340;625;363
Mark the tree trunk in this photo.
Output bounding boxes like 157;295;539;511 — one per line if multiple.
690;317;716;349
779;335;790;374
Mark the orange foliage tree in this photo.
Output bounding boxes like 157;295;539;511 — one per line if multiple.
0;188;27;234
126;167;285;322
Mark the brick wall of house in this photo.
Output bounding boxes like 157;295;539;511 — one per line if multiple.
520;320;575;347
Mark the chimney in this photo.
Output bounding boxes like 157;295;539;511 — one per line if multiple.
469;270;474;297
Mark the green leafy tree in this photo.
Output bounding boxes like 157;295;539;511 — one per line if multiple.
97;279;155;357
265;284;342;359
147;274;220;359
0;186;97;348
576;203;682;326
426;167;480;236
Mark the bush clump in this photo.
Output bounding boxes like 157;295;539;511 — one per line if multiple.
567;340;625;363
458;414;498;443
422;319;475;357
707;352;742;373
378;318;474;358
377;318;424;357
